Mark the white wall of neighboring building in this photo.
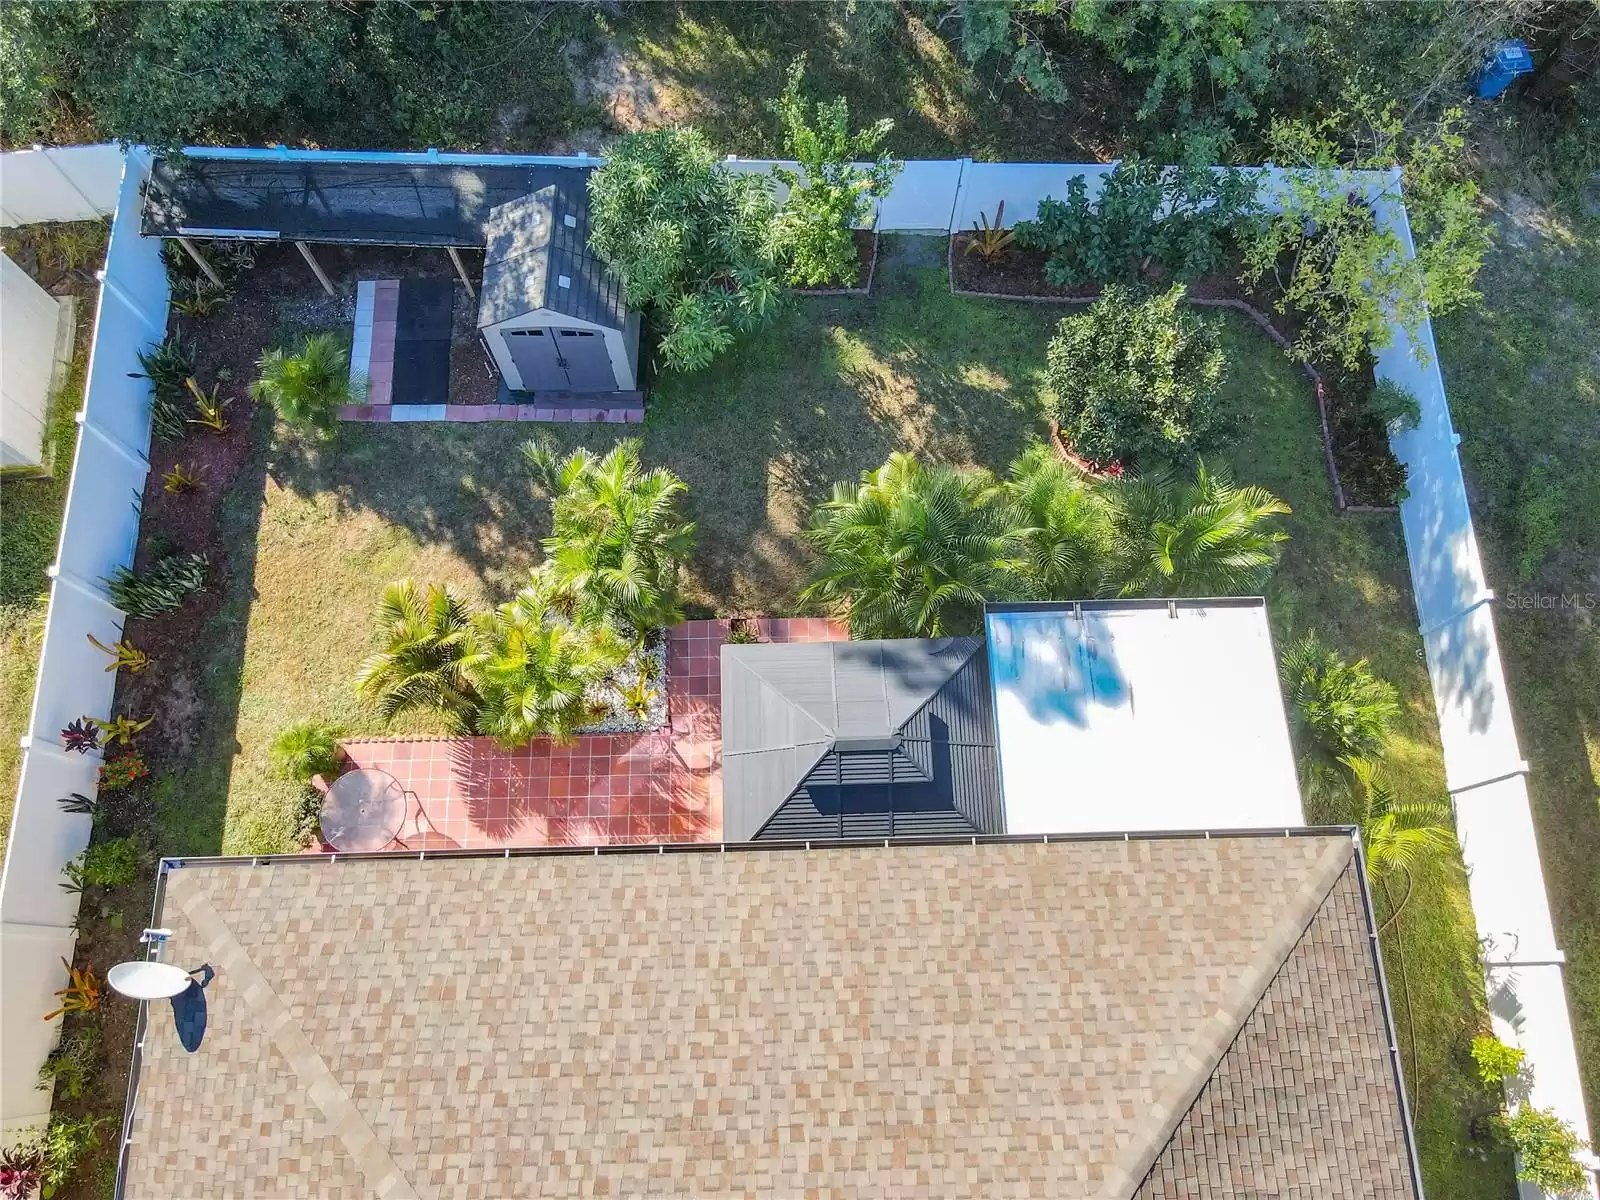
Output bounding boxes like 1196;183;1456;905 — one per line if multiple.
0;252;64;469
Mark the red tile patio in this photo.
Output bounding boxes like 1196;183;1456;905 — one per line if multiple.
334;618;848;851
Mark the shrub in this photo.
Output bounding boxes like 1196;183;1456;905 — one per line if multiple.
250;333;354;434
104;552;208;618
355;581;479;732
524;437;696;634
61;837;140;893
1497;1105;1590;1196
768;57;901;287
464;568;629;745
1013;160;1259;286
97;751;149;793
1045;284;1226;467
587;128;784;373
1279;632;1401;806
270;719;344;783
35;1113;110;1198
132;334;196;442
1070;1;1285;127
1241;99;1491;369
37;1025;100;1101
801;452;1025;638
43;959;100;1022
1103;461;1289;598
1367;378;1420;434
1471;1033;1527;1086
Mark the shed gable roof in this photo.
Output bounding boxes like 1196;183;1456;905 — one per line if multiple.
477;180;627;331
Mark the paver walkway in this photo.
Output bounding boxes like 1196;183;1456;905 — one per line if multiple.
337;618;847;850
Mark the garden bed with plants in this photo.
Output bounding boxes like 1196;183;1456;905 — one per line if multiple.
950;226;1408;510
794;228;879;295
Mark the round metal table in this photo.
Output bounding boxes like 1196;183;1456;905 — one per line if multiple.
320;769;407;852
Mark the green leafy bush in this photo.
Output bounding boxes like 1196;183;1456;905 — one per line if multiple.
37;1025;100;1101
60;836;140;893
1070;0;1286;126
355;581;480;732
270;719;344;783
587;128;785;373
768;57;901;288
801;452;1024;639
800;449;1292;635
1497;1105;1591;1196
1102;461;1289;598
251;333;353;434
1241;99;1491;369
1044;284;1226;466
948;1;1070;103
104;552;208;618
1279;631;1402;806
1013;159;1259;286
524;438;696;634
464;567;629;746
1470;1033;1527;1086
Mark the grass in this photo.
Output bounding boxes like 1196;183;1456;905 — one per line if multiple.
1436;203;1600;1131
613;3;1128;161
0;343;87;855
156;245;1509;1194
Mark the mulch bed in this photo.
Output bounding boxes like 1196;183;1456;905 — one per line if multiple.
796;229;878;296
949;233;1404;510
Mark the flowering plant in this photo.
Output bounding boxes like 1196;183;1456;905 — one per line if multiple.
97;752;149;792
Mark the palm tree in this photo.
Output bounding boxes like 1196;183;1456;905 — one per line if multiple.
1280;631;1402;806
1003;444;1112;600
1103;460;1290;598
250;333;354;434
354;581;480;731
464;568;629;745
801;452;1025;639
524;438;696;634
1337;756;1457;931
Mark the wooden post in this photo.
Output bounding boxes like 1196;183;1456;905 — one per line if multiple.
295;240;336;298
447;246;477;299
176;236;224;288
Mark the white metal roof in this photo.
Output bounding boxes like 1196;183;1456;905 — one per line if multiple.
984;599;1303;834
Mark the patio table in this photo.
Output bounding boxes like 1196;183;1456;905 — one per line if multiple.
320;768;407;852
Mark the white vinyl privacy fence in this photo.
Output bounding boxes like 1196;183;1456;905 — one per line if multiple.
1;144;1590;1195
0;146;165;1140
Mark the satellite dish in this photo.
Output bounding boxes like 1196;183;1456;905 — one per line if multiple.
108;960;194;1001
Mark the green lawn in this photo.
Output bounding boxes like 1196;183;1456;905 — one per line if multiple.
1436;204;1600;1131
157;244;1508;1194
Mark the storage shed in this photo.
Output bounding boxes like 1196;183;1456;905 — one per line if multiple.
477;181;639;394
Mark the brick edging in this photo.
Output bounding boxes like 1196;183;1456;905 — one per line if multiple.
945;241;1397;515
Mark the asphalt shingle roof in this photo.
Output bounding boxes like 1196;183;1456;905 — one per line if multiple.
121;834;1420;1199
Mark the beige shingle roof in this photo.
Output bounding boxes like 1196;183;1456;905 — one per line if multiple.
122;835;1417;1199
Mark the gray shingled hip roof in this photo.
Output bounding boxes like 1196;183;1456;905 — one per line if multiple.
476;180;628;331
721;637;1002;840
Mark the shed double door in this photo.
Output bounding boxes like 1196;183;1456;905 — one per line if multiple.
504;327;617;393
